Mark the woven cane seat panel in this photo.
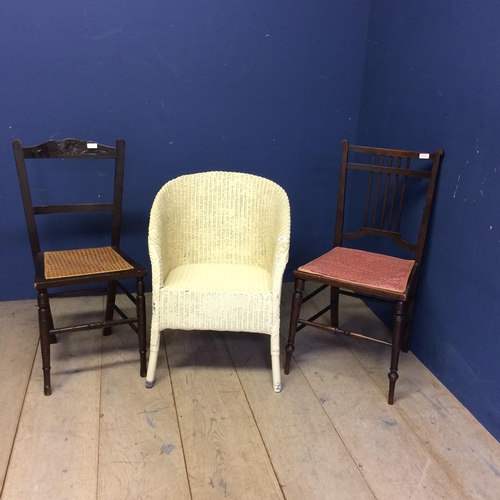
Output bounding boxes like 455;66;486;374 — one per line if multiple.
298;247;415;293
44;246;133;279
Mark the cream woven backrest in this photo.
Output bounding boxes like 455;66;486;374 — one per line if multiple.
149;171;290;290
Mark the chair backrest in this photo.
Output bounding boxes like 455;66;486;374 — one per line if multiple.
334;139;443;264
151;171;290;270
13;138;126;266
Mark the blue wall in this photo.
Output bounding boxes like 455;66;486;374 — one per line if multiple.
357;0;500;440
1;0;370;299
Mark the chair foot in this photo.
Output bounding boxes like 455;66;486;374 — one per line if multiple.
146;348;159;388
284;343;295;374
43;368;52;396
271;351;281;393
43;367;52;396
388;370;398;405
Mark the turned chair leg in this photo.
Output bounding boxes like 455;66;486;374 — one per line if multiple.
388;301;406;404
284;278;305;374
103;280;117;336
38;290;52;396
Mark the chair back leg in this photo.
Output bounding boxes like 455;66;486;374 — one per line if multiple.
284;278;305;374
330;286;340;327
136;278;147;377
103;280;117;336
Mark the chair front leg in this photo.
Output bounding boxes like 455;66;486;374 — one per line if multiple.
271;352;282;392
38;289;52;396
146;298;160;388
103;280;117;336
388;300;405;404
136;277;147;377
270;326;282;392
145;331;159;389
284;278;305;375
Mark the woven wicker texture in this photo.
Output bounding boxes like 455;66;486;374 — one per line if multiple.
44;246;133;279
147;171;290;391
299;247;415;293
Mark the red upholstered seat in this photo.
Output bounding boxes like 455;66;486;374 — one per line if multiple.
298;247;415;294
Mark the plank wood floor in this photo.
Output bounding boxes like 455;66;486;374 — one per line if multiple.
1;283;499;499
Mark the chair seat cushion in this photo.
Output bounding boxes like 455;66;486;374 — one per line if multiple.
164;263;271;292
298;247;415;293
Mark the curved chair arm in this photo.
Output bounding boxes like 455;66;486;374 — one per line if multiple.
148;185;177;298
269;194;291;296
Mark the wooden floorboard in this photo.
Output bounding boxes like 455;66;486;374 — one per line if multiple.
282;285;466;500
166;330;284;500
225;331;377;500
0;299;39;491
1;296;104;500
335;294;500;500
98;320;190;500
290;327;466;500
1;285;499;499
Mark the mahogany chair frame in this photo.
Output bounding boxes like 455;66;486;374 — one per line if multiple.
284;139;443;404
13;138;148;395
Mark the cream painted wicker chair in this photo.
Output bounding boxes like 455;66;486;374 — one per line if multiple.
146;171;291;392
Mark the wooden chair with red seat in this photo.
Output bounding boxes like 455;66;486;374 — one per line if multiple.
13;138;148;395
284;139;443;404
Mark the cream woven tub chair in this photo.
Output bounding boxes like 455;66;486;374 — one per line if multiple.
146;171;291;392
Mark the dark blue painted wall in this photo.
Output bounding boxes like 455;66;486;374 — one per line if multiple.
1;0;370;300
357;0;500;440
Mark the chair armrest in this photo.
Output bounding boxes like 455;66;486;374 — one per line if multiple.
148;186;177;294
268;191;291;295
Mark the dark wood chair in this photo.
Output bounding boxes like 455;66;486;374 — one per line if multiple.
13;138;148;395
284;139;443;404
